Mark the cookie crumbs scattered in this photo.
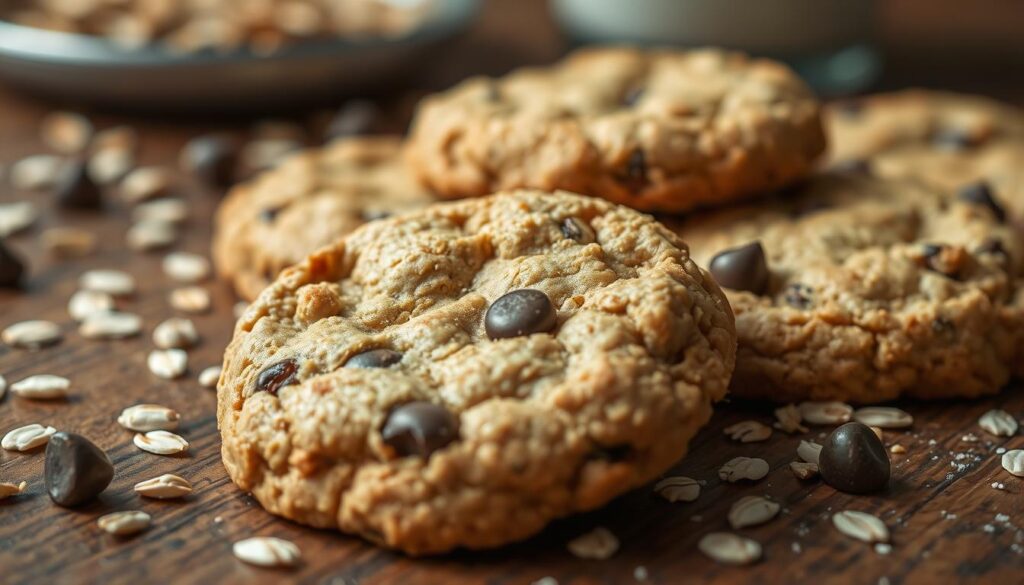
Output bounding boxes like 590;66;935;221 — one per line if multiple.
992;482;1006;490
791;542;802;554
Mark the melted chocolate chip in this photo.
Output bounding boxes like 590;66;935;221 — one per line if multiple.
484;289;558;340
255;359;299;395
818;422;890;494
0;240;25;288
831;159;873;175
345;349;402;369
44;432;114;507
55;161;103;210
560;217;594;243
381;401;458;458
182;134;237;189
957;181;1005;222
784;283;814;309
932;127;983;151
709;242;770;295
325;100;378;141
623;149;647;190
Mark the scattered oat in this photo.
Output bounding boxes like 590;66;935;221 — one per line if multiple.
719;457;770;482
0;481;28;500
874;543;893;555
567;527;618;560
833;511;890;543
134;474;193;499
80;269;136;296
853;407;913;429
169;286;211;314
67;290;115;321
728;496;780;529
233;536;302;568
698;532;761;565
98;511;151;536
799;401;853;425
198;366;221;388
42;227;97;257
774;404;807;434
11;154;64;190
134;430;189;455
118;404;181;432
2;424;57;451
724;421;772;443
152;317;200;349
163;252;210;283
797;440;822;465
133;198;188;224
653;476;700;503
790;461;819;480
1001;450;1024;477
40;112;92;154
890;444;906;454
979;409;1018;437
10;374;70;400
127;220;177;251
88;147;133;185
2;320;62;349
120;166;172;203
0;201;39;237
148;349;188;379
80;311;143;339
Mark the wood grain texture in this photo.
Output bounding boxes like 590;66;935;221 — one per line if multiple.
3;2;1024;584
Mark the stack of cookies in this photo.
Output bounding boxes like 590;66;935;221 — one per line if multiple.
211;47;1024;555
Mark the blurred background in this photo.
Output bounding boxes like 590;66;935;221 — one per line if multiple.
0;0;1022;114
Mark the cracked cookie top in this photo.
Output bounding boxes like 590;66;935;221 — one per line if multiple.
670;172;1022;403
408;47;826;213
213;137;434;300
217;189;736;555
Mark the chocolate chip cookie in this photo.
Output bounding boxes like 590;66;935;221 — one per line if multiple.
670;172;1022;403
212;137;434;300
408;47;826;213
217;190;736;554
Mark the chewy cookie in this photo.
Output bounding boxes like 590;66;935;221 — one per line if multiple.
827;90;1024;221
218;190;736;555
213;137;434;300
670;172;1022;403
408;47;826;213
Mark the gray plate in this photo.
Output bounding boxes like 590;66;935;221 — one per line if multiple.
0;0;478;111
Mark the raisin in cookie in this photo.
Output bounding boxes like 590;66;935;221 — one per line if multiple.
669;172;1022;403
408;47;826;213
218;190;736;555
213;137;434;300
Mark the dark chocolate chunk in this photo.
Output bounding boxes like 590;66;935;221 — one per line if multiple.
623;148;647;190
345;349;402;369
957;181;1005;222
560;217;594;243
44;432;114;507
55;161;103;210
484;289;558;340
709;242;770;295
255;359;299;395
0;240;25;288
381;401;458;458
818;422;890;494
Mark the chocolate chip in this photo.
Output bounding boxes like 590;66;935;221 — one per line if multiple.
623;148;647;190
709;242;770;295
325;100;378;141
622;86;644;107
182;134;237;189
484;289;558;340
560;217;594;243
831;159;873;175
381;401;458;458
957;181;1005;222
932;127;983;151
55;161;103;210
260;206;284;222
784;283;814;309
818;422;890;494
0;240;25;288
44;432;114;507
345;349;402;369
255;359;298;395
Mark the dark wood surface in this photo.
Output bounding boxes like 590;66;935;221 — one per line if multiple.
3;1;1024;584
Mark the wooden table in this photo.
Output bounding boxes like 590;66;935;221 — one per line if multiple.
3;2;1024;584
